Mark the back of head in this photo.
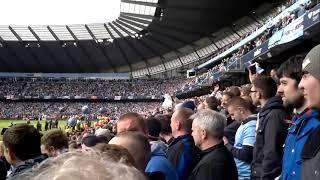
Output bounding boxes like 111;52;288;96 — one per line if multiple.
252;76;277;99
16;150;146;180
41;129;68;151
227;96;252;112
117;112;146;134
228;86;241;97
191;109;226;139
205;96;220;111
146;117;162;141
173;108;194;132
155;114;172;135
109;131;151;171
94;143;137;168
3;124;41;161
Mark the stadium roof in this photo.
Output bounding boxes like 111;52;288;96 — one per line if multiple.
0;0;272;73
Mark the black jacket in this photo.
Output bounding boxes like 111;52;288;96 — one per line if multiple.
301;124;320;180
167;134;200;180
188;143;238;180
8;154;47;178
251;96;288;180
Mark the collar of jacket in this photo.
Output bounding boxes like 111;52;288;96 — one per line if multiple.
169;134;192;147
242;114;257;125
259;96;284;117
201;143;225;156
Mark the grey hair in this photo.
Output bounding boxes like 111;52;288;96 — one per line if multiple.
191;109;226;138
15;150;146;180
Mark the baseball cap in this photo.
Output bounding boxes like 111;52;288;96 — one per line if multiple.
302;44;320;80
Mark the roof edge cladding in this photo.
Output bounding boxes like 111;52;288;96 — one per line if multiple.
0;0;159;41
0;0;275;73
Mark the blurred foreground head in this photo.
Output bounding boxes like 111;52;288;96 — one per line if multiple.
15;150;146;180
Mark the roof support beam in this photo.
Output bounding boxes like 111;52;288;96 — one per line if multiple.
121;12;154;20
47;26;86;72
121;0;159;7
66;25;98;72
9;26;43;72
85;24;117;72
110;22;151;73
28;26;62;72
104;24;132;71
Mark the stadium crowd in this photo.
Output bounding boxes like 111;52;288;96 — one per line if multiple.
0;44;319;180
0;79;185;97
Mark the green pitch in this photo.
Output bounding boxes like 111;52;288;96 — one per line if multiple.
0;120;67;140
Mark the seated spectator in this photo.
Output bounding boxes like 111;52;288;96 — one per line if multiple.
15;150;146;180
189;109;238;180
41;129;69;157
3;124;47;178
250;76;288;179
299;44;320;180
223;97;257;179
168;108;200;180
145;117;178;180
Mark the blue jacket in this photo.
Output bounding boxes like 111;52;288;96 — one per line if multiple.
8;154;47;178
167;134;200;180
282;109;320;180
146;141;178;180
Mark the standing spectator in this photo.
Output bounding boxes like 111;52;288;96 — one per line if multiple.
250;76;288;180
3;124;47;178
145;117;178;180
168;108;200;180
189;109;238;180
299;44;320;180
223;97;257;180
277;56;320;180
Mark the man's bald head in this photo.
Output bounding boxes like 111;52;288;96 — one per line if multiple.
171;108;194;137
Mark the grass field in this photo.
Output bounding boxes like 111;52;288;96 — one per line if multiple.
0;120;67;140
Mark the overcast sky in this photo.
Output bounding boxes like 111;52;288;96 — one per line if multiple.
1;0;121;25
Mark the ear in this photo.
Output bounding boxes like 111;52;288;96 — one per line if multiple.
6;145;17;162
201;129;207;140
176;121;182;131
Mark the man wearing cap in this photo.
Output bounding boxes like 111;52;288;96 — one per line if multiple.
298;44;320;180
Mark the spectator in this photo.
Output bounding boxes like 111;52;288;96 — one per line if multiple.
116;112;147;135
250;76;288;179
109;132;151;172
156;114;174;145
203;96;220;111
189;109;238;180
41;129;69;157
145;117;178;180
168;108;200;180
14;150;146;180
277;55;320;180
299;44;320;180
94;143;137;168
3;124;47;178
223;97;257;180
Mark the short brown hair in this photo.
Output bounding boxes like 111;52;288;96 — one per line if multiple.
41;129;68;150
252;76;277;99
118;112;146;132
174;108;194;131
227;96;252;112
205;96;220;111
3;124;41;161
